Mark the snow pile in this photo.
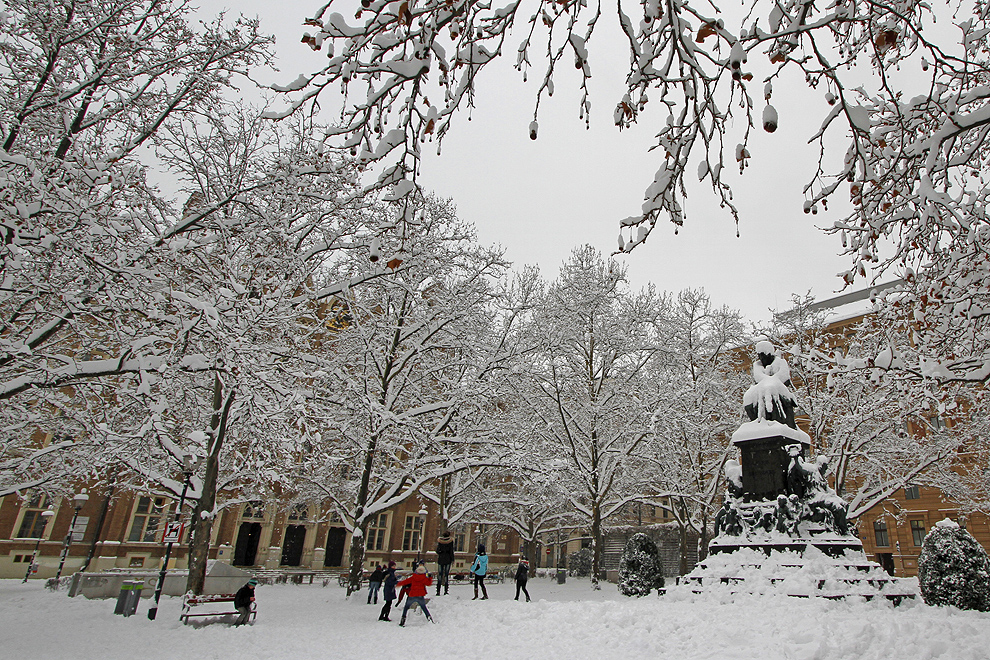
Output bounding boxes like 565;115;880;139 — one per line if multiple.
732;418;811;445
667;547;918;599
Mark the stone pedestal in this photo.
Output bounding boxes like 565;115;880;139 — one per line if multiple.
736;435;799;501
731;420;811;503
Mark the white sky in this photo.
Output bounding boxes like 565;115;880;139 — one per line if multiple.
199;1;861;324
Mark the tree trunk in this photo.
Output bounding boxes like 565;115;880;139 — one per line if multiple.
186;374;234;595
346;520;368;596
677;498;689;575
590;502;603;589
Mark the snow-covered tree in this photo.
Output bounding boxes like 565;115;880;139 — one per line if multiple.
516;245;670;586
649;289;749;566
0;1;273;497
287;197;520;594
617;532;664;597
918;518;990;611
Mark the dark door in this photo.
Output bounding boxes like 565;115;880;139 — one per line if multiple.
281;525;306;566
233;522;262;566
325;527;346;567
877;553;895;576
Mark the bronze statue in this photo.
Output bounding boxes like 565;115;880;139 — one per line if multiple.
743;340;797;429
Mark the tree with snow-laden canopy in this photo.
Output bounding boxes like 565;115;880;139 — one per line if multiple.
0;1;273;500
512;245;671;587
618;532;664;596
271;0;990;390
918;518;990;611
283;196;526;595
647;289;749;567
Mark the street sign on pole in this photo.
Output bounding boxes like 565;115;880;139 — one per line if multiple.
161;522;184;544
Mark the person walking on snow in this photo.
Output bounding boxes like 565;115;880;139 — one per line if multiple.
435;531;455;595
470;544;489;600
397;564;434;626
514;558;531;602
367;563;384;604
379;561;398;621
233;578;257;626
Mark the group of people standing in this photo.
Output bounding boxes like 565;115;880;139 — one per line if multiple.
365;532;533;626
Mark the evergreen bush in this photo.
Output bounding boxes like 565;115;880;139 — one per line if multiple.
918;518;990;611
618;533;664;597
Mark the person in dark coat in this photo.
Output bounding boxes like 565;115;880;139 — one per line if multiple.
435;532;455;595
233;578;257;626
379;561;398;621
514;558;531;602
367;563;384;604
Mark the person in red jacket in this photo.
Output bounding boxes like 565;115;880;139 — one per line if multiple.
396;563;434;626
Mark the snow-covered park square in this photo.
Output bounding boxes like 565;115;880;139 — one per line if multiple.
2;577;989;660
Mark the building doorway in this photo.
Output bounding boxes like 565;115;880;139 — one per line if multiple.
233;522;262;566
876;553;895;576
325;527;346;567
281;525;306;566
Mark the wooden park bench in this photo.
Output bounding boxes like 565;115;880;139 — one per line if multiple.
180;593;256;625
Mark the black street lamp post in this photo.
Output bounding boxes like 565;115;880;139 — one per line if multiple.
53;491;89;586
22;508;55;583
415;506;428;564
148;454;195;621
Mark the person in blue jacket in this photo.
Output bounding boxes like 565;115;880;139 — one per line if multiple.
470;543;489;600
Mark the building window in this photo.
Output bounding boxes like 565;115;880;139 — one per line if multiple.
910;520;926;546
288;504;309;521
366;513;388;551
402;514;423;551
453;532;466;553
243;501;265;519
127;496;167;542
15;492;50;539
873;519;889;547
904;485;920;500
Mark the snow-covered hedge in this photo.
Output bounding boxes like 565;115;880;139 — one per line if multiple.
918;518;990;611
618;533;664;597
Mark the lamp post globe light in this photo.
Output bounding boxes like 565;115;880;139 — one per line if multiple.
148;453;196;621
53;490;89;586
22;508;55;583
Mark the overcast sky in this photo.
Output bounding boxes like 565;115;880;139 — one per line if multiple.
199;1;859;325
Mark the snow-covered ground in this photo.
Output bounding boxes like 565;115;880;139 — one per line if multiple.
2;576;989;660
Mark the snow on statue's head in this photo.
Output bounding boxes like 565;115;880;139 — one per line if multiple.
755;340;776;365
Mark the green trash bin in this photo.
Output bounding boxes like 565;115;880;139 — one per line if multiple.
556;569;566;584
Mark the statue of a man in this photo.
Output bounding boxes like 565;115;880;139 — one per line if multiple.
743;340;797;429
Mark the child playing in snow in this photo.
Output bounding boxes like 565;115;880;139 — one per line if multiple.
396;564;434;626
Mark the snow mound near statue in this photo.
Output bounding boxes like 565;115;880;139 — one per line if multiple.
665;546;918;600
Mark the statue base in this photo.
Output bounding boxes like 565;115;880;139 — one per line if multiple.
664;541;917;604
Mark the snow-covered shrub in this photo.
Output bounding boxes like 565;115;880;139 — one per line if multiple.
567;548;593;577
918;519;990;611
618;533;664;597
